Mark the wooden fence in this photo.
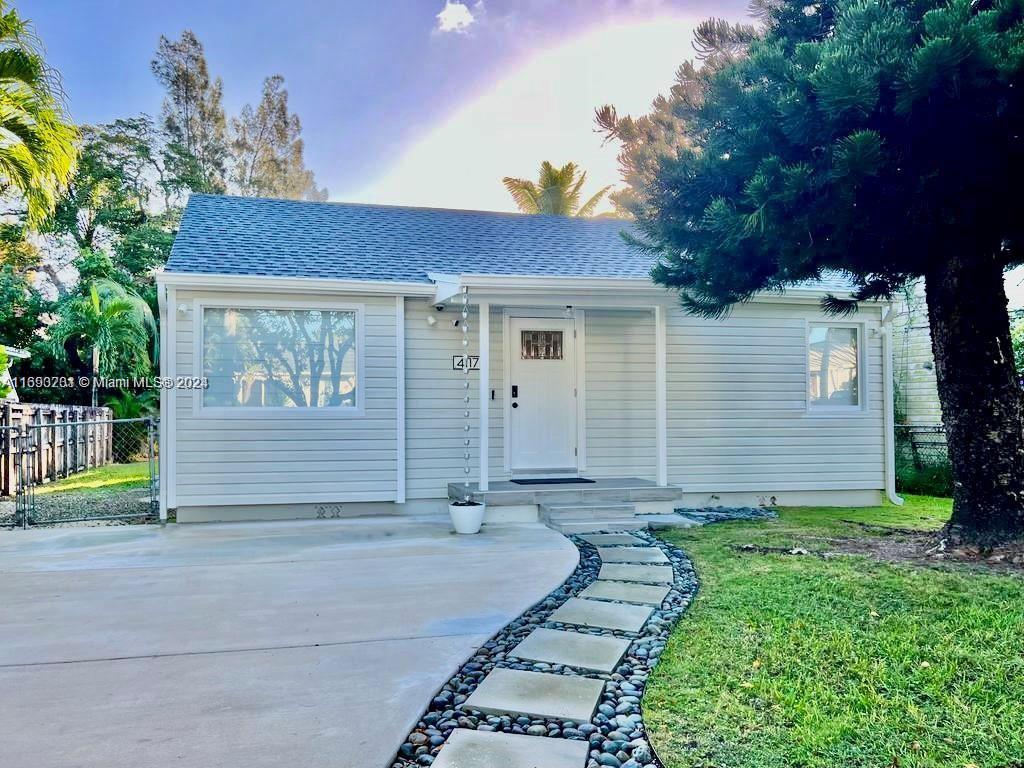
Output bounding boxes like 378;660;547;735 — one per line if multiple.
0;403;113;497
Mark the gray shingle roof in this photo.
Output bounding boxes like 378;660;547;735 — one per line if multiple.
166;195;653;283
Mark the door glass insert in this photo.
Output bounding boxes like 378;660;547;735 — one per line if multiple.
521;330;563;360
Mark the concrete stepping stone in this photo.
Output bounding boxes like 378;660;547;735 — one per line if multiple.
598;563;674;584
638;512;703;529
511;627;631;673
597;546;669;564
433;728;588;768
464;668;603;722
579;580;671;606
579;533;645;547
549;597;653;633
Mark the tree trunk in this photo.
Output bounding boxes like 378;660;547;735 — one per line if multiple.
925;254;1024;544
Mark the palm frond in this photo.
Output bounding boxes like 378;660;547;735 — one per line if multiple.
0;4;77;227
502;177;541;214
575;185;612;218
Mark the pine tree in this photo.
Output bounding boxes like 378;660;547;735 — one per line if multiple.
231;75;327;201
600;0;1024;543
151;30;228;193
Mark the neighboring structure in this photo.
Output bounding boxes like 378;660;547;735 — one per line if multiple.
157;195;899;524
892;282;942;425
894;275;1024;425
1;346;29;402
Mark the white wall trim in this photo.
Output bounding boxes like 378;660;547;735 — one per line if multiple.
502;311;512;474
574;309;587;472
655;305;668;486
395;295;406;503
157;270;435;297
191;297;366;418
164;285;177;515
478;301;490;491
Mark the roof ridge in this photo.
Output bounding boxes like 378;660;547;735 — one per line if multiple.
187;193;632;224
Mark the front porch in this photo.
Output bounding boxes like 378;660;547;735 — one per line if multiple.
432;277;675;521
448;477;683;533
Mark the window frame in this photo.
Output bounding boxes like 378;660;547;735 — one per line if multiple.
805;320;867;415
193;297;366;418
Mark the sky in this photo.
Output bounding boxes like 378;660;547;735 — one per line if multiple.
29;0;748;213
24;0;1024;306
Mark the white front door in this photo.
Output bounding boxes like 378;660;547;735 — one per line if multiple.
509;318;577;473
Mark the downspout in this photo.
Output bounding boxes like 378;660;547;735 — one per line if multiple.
881;303;904;506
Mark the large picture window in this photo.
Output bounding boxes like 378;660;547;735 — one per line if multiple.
808;324;861;409
202;306;359;409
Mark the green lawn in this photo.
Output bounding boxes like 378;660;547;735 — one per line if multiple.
35;461;151;495
646;496;1024;768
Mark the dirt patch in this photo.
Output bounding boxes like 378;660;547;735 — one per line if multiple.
734;525;1024;575
826;529;1024;574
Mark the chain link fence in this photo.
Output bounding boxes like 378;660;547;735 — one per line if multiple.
895;424;952;496
0;418;158;528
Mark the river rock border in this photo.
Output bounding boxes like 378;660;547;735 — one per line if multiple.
391;530;698;767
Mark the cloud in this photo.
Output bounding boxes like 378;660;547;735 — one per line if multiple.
436;1;478;33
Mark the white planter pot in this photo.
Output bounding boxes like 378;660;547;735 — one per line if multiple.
448;502;486;534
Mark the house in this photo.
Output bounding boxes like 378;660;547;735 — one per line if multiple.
156;195;900;525
1;346;30;402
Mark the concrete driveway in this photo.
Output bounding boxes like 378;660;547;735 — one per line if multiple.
0;517;577;768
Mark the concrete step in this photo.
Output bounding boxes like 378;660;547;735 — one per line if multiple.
433;728;588;768
579;580;672;606
638;512;703;529
540;503;636;521
596;546;670;564
464;668;604;722
578;533;647;547
598;563;674;584
510;627;631;673
546;518;649;535
549;597;654;633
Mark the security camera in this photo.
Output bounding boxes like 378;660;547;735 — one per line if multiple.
434;304;445;312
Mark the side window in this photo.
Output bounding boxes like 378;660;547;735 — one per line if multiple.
808;324;861;409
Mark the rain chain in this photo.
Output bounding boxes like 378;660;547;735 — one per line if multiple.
461;286;472;501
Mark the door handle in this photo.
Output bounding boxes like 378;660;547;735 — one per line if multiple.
512;403;519;409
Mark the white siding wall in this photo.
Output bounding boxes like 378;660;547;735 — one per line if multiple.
404;300;505;499
585;310;657;480
169;292;887;511
172;290;398;507
665;302;886;493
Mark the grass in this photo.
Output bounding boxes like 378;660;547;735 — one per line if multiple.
645;496;1024;768
35;461;151;495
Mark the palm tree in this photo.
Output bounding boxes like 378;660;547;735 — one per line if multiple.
49;281;156;406
0;3;78;227
503;162;611;217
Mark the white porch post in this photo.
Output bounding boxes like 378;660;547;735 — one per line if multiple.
478;302;490;491
655;305;668;486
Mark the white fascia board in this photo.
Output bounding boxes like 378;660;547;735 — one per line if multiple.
156;270;436;297
456;274;655;295
450;273;863;304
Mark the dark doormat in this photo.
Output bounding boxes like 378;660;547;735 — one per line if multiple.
510;477;596;485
